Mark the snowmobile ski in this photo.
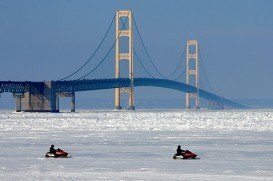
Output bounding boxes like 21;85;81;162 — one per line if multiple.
173;155;200;159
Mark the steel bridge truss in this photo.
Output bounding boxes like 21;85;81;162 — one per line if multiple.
0;81;44;94
0;78;247;110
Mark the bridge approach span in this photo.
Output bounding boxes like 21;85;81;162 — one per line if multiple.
0;81;44;94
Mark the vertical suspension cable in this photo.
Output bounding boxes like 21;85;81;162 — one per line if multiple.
133;48;154;78
76;13;130;80
132;15;167;79
132;15;189;80
172;47;191;81
119;17;155;78
58;14;116;81
198;46;217;95
167;45;187;79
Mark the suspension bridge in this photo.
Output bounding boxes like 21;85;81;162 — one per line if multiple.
0;10;247;112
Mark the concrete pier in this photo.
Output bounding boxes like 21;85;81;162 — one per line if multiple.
13;93;24;112
71;92;75;112
127;106;135;110
207;100;224;110
15;81;59;112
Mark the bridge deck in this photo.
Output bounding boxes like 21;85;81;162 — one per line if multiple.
0;78;247;109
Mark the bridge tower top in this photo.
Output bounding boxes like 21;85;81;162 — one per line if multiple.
114;10;135;110
185;40;200;109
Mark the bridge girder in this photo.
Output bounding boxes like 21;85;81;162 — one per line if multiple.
0;81;44;94
52;78;246;109
0;78;246;109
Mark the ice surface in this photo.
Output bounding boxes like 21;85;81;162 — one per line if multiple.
0;109;273;180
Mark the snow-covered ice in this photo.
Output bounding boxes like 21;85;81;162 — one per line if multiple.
0;109;273;180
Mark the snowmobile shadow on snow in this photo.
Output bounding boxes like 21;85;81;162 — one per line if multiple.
45;148;71;158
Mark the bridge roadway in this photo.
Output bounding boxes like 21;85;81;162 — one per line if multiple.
0;81;44;94
0;78;246;109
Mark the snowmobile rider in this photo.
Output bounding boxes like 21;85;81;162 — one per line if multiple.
176;145;185;156
49;145;56;155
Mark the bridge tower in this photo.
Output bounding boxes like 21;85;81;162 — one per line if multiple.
185;40;200;109
114;10;135;110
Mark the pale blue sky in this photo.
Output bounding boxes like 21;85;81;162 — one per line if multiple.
0;0;273;103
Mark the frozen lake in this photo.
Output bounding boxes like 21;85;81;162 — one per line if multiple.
0;110;273;180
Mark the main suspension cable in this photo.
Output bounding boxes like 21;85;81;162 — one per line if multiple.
167;45;187;79
133;48;154;78
172;58;189;81
132;15;167;79
58;14;116;81
198;46;217;94
118;17;155;78
76;13;129;80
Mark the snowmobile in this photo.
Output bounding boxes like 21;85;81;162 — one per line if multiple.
173;150;199;159
45;148;71;158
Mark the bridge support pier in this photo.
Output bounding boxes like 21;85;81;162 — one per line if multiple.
15;97;21;112
17;81;59;112
114;89;122;110
207;100;224;110
114;105;122;110
56;97;59;112
13;93;24;112
57;92;76;112
71;92;75;112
